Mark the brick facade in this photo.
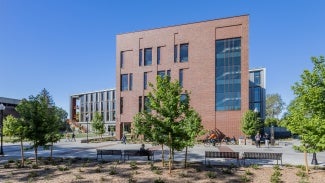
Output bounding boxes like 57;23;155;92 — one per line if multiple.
116;15;249;140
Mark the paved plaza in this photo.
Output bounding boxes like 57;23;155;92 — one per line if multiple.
1;138;324;167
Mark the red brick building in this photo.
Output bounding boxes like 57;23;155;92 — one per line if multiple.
116;15;249;139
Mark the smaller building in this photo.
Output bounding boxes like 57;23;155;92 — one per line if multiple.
0;97;21;118
70;89;116;135
249;68;266;120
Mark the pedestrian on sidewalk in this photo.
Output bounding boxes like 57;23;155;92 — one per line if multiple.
65;133;70;142
255;132;261;148
121;134;126;144
72;132;76;142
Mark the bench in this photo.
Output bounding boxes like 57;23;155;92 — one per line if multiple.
124;150;154;161
96;149;123;160
205;151;240;165
243;152;282;165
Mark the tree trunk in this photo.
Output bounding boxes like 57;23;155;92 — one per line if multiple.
304;150;309;174
20;139;25;167
161;144;165;167
184;146;188;168
50;142;53;160
34;145;38;165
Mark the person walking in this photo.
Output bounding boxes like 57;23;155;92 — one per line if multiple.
72;132;76;142
264;133;269;148
255;132;261;148
121;134;126;144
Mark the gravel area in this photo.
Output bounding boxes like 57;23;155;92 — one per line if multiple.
0;158;324;183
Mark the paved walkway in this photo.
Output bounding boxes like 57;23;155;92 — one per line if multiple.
0;138;324;167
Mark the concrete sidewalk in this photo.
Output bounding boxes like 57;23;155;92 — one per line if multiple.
0;139;324;167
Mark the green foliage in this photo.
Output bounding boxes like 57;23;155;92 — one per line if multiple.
241;110;262;136
206;171;217;179
270;165;282;183
265;117;280;127
266;93;285;119
154;177;165;183
282;56;325;174
129;161;138;170
133;76;203;172
91;112;105;138
15;88;67;165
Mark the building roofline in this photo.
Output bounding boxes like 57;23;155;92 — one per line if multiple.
249;67;266;72
0;97;21;104
117;14;249;35
71;88;116;97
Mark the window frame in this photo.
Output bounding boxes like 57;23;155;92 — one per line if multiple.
144;48;152;66
180;43;189;62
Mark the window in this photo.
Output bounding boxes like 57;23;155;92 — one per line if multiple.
254;72;261;85
157;47;161;65
120;97;123;114
144;48;152;66
157;70;165;78
138;96;142;112
120;51;124;68
129;73;133;91
144;96;150;112
121;74;128;91
215;38;241;111
254;87;261;102
180;94;188;105
167;70;171;77
180;43;188;62
139;49;142;66
174;45;178;62
179;69;183;87
144;72;148;89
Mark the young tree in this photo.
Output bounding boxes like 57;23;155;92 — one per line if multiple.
16;88;62;165
266;93;285;119
91;112;105;139
133;76;203;173
282;56;325;174
3;115;28;167
241;110;262;138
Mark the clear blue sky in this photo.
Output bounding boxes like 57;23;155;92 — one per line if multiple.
1;0;324;116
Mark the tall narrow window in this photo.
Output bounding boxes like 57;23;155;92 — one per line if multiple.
139;49;142;66
121;74;128;91
120;97;123;114
180;43;188;62
174;45;178;62
254;72;261;85
144;96;151;112
129;73;133;91
167;70;171;80
179;69;183;87
144;72;148;89
157;47;161;65
120;51;124;68
144;48;152;66
138;96;142;112
215;38;241;111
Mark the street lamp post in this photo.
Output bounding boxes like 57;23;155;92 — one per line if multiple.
0;103;6;155
85;114;89;143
